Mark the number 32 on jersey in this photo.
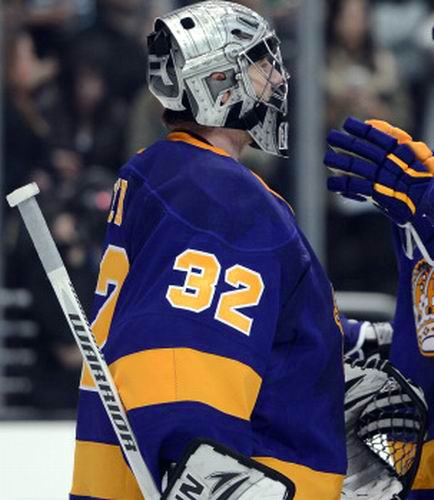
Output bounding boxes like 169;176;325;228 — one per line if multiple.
166;249;264;336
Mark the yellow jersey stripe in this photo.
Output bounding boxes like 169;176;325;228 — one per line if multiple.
81;347;262;420
373;183;416;215
253;456;344;500
80;364;94;390
413;440;434;490
167;131;231;157
387;153;432;178
71;440;142;499
111;348;262;419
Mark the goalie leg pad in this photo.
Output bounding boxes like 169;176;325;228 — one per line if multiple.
161;439;296;500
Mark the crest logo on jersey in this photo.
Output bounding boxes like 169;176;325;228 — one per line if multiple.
331;286;344;336
411;259;434;357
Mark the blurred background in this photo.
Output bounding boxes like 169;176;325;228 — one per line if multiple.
0;0;433;452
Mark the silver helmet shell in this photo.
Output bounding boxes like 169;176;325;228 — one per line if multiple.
147;1;289;157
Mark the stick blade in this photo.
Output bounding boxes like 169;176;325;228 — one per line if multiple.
6;183;40;207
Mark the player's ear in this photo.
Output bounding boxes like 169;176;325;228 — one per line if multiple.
210;72;231;104
210;72;226;81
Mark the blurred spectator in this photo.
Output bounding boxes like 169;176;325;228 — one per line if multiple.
4;166;114;411
4;29;58;193
65;0;148;103
414;6;434;143
4;0;96;57
372;0;428;85
96;0;148;39
46;58;128;173
324;0;401;294
372;0;430;137
2;24;116;409
325;0;410;130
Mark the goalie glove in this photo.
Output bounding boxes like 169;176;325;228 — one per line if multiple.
343;357;428;500
161;439;295;500
324;117;434;264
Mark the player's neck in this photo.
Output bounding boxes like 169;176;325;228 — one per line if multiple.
198;128;251;161
169;123;251;160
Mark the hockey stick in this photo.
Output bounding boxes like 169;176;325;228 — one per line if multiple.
6;183;160;500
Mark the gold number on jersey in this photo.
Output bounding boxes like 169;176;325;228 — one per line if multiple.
215;265;264;335
92;245;130;346
166;250;264;335
166;249;221;312
81;245;130;388
108;178;128;226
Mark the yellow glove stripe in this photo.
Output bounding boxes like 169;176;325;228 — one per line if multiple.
409;141;433;162
387;153;433;178
423;157;434;174
374;183;416;215
366;119;434;174
366;119;412;143
409;143;434;174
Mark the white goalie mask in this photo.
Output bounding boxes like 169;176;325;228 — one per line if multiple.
147;1;289;157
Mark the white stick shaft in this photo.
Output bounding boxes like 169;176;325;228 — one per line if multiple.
7;184;160;500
